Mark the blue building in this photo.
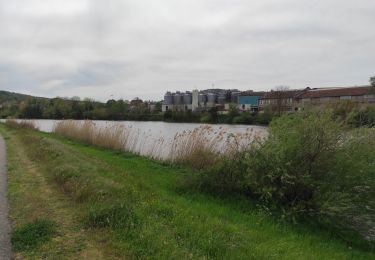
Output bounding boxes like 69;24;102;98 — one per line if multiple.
238;91;265;112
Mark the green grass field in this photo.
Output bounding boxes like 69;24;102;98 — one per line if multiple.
1;124;374;259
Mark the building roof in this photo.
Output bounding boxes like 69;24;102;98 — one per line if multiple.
302;86;372;98
239;91;266;96
260;88;308;100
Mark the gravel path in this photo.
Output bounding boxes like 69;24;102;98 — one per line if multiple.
0;135;11;260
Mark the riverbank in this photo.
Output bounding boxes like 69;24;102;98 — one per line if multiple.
0;124;374;259
2;119;268;161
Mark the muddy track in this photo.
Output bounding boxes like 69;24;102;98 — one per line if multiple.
0;135;11;260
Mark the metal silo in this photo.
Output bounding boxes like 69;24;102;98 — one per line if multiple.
164;92;173;105
198;93;207;103
207;93;218;104
218;93;227;104
173;92;182;105
183;91;192;104
231;91;240;103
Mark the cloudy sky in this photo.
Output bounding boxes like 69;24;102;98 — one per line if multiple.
0;0;374;101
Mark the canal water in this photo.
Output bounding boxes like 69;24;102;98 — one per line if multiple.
4;119;268;159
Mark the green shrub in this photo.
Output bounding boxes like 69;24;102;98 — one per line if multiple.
232;112;255;124
318;128;375;241
349;106;375;127
255;111;274;125
184;111;375;243
200;114;212;123
11;219;56;251
330;100;358;123
181;151;248;195
246;111;343;210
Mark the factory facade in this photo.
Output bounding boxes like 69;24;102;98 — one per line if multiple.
162;86;375;113
162;89;241;112
238;91;265;112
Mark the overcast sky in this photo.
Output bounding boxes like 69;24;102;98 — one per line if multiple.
0;0;374;101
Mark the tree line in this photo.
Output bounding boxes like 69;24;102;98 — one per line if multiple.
0;94;163;121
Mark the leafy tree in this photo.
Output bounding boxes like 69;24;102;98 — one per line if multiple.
370;76;375;94
154;102;162;113
370;76;375;87
227;103;239;123
271;85;290;115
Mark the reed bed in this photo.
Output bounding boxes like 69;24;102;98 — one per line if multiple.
169;126;264;169
5;119;38;130
53;120;264;167
169;125;223;169
54;120;95;144
54;120;128;152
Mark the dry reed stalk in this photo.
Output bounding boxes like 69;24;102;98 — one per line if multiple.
169;125;265;169
54;120;141;153
5;119;38;130
146;137;165;160
54;120;95;144
169;125;225;169
94;124;126;151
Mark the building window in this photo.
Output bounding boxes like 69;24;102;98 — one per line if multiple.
166;106;169;111
242;104;245;110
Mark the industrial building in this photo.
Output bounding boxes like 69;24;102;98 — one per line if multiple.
162;85;375;113
300;86;375;104
259;88;308;112
238;91;265;112
162;89;241;112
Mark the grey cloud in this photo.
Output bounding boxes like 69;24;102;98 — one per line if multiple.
0;0;374;101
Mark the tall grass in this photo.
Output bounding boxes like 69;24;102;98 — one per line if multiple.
5;119;38;130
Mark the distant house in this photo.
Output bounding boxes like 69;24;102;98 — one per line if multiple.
301;86;375;104
238;91;265;112
259;88;308;112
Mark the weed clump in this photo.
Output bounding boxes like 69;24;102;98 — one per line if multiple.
11;219;56;251
86;199;139;234
52;165;95;203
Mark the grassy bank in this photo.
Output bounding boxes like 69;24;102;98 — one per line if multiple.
1;124;374;259
181;111;375;247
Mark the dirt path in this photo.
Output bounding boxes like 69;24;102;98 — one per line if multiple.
0;135;11;260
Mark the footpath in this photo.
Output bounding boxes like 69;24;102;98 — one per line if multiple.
0;136;11;260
